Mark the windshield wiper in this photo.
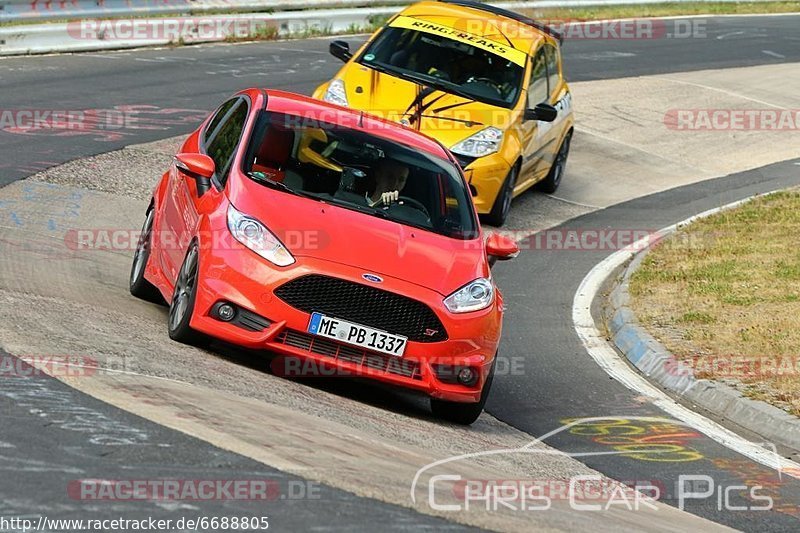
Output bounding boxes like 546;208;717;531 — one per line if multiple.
403;85;440;128
395;71;482;105
247;172;322;202
363;59;508;109
341;201;391;220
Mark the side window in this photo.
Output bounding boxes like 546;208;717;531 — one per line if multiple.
544;44;560;97
206;101;248;185
203;98;238;147
527;48;548;107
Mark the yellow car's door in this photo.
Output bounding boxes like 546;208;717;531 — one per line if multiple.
541;42;567;174
518;45;551;188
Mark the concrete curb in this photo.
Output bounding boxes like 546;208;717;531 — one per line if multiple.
605;216;800;453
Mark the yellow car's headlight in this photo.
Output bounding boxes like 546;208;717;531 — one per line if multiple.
323;79;348;107
451;127;504;158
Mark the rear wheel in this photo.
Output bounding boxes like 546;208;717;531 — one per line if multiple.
537;131;572;194
430;357;497;425
168;242;208;346
129;207;163;304
482;165;518;227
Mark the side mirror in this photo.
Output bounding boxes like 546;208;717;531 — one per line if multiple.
329;40;353;62
175;153;215;197
485;232;520;267
524;103;558;123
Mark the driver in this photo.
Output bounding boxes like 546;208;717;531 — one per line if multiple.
367;159;409;207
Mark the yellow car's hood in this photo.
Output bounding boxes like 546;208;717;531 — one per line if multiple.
340;66;513;149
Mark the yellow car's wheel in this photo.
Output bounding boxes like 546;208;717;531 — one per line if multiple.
483;164;518;227
538;131;572;194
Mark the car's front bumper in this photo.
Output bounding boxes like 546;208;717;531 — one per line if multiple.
456;152;513;214
189;239;503;403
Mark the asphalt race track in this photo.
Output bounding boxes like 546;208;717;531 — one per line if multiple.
492;158;800;530
1;16;799;187
0;349;475;531
1;14;800;531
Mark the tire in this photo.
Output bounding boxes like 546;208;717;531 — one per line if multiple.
168;242;208;346
482;165;518;227
537;131;572;194
430;357;497;425
129;207;164;304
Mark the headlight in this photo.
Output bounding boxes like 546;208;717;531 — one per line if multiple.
450;127;503;157
444;278;494;313
323;79;348;107
227;204;295;267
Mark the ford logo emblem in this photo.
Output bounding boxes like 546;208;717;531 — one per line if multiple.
362;273;383;283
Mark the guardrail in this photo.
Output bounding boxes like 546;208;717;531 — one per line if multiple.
0;5;394;55
0;0;791;56
3;0;789;24
0;0;407;24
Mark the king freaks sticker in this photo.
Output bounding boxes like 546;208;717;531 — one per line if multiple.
389;15;528;67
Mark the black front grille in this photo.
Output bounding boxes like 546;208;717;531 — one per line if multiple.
274;274;447;342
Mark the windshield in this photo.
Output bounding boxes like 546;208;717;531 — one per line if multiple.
358;24;525;109
243;111;479;240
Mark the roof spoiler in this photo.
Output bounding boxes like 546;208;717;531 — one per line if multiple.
436;0;563;43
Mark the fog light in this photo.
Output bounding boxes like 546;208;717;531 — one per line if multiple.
457;367;477;386
218;303;236;322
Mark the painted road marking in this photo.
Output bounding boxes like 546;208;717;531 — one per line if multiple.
655;77;786;109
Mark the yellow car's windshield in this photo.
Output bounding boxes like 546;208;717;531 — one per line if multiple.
242;111;480;240
359;25;525;109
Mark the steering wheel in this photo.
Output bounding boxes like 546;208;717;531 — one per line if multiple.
397;196;430;218
465;76;504;95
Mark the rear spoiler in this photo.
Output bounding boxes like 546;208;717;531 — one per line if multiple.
437;0;563;43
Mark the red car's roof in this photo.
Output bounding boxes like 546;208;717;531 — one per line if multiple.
262;89;452;161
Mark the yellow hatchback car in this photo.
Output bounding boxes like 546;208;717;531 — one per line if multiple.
313;0;574;226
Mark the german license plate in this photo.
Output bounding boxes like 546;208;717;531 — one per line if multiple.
307;312;407;357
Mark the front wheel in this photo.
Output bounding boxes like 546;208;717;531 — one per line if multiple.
537;131;572;194
430;357;496;425
482;165;518;227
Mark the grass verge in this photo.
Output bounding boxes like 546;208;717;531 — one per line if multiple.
629;189;800;415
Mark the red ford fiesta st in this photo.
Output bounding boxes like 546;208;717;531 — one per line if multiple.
130;88;518;424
